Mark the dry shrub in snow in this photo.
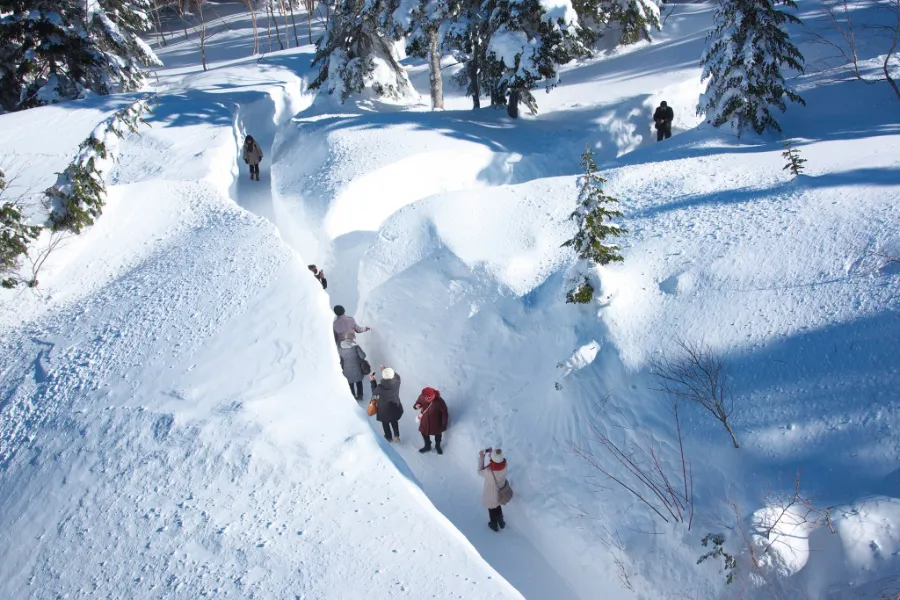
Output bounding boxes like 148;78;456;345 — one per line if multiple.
570;394;694;528
650;339;740;448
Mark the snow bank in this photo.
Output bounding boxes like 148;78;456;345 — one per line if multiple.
0;55;521;599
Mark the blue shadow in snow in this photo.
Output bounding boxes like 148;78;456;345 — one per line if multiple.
628;166;900;219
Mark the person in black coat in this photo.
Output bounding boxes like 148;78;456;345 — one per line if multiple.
370;366;403;443
653;101;674;142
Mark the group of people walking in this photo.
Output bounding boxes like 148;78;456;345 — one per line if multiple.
331;303;511;531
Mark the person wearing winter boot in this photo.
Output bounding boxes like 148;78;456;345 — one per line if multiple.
370;366;403;443
339;339;368;400
308;265;327;289
414;387;449;454
479;447;508;532
333;305;370;347
242;135;264;180
653;101;674;142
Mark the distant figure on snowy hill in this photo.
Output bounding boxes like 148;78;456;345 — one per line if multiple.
339;340;368;400
370;366;403;443
653;101;674;142
333;305;370;347
413;388;449;455
308;264;327;289
479;448;510;532
242;135;263;181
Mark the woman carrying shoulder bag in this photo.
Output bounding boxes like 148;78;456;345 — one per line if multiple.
479;447;512;532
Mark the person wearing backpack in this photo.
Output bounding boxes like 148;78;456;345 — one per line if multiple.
479;447;510;532
370;366;403;443
339;340;369;400
413;387;449;454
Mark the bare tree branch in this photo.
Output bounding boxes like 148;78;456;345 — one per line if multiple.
649;338;740;448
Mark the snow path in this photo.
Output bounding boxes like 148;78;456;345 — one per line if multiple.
224;81;581;599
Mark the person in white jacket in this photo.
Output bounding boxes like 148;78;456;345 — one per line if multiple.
479;447;508;532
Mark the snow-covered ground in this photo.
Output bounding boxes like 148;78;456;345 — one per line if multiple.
1;1;899;598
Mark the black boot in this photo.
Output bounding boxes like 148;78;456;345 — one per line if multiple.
488;521;499;532
419;444;432;453
435;443;443;455
499;519;506;529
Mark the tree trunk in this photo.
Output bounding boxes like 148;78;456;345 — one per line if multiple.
271;1;285;50
245;0;259;55
197;0;208;71
469;24;480;109
725;423;740;449
278;0;291;47
507;88;519;118
885;1;900;100
305;0;313;43
266;1;272;52
426;27;444;110
288;0;300;47
150;0;168;47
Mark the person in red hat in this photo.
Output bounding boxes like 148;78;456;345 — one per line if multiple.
413;387;449;454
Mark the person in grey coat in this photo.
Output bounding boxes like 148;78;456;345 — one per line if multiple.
242;135;263;181
370;366;403;443
339;340;368;399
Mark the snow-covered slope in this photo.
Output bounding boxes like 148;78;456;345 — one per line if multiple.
1;1;899;598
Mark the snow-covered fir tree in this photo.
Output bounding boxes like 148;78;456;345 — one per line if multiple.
396;0;463;109
0;0;160;112
444;0;499;109
483;0;589;118
562;146;626;265
0;168;42;288
697;0;805;135
613;0;660;45
88;0;162;93
310;0;416;102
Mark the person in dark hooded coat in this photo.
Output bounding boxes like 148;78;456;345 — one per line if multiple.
653;101;674;142
413;387;449;454
370;366;403;443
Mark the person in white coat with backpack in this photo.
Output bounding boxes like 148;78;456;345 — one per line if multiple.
479;447;511;532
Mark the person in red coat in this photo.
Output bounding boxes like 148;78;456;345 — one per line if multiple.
414;387;449;454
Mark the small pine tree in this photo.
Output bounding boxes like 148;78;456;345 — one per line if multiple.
697;533;737;585
562;146;626;265
697;0;805;135
566;275;594;304
0;169;42;288
781;138;806;176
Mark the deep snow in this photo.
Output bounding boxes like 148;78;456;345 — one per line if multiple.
1;0;899;598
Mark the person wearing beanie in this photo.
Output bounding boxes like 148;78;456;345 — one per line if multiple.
478;447;508;531
413;387;449;454
370;366;403;443
333;305;370;347
653;100;674;142
338;339;368;399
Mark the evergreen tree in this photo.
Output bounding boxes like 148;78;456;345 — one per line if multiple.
310;0;416;101
697;0;805;135
88;0;162;94
0;169;42;288
0;0;160;112
444;0;492;108
781;138;806;176
482;0;590;118
614;0;661;45
401;0;464;109
562;146;626;265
